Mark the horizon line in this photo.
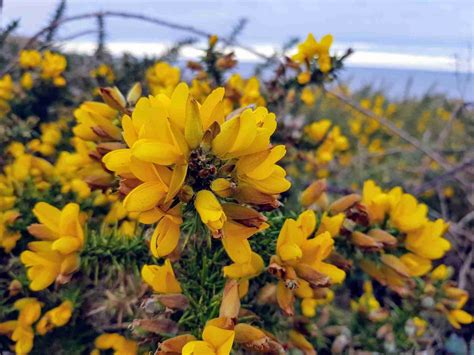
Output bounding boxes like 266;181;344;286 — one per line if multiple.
59;41;474;74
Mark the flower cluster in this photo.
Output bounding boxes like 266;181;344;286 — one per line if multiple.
0;298;72;354
0;74;14;117
102;82;290;271
19;50;67;88
21;202;85;291
268;210;345;315
292;33;334;77
304;119;350;177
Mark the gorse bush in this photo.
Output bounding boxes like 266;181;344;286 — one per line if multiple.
0;8;472;355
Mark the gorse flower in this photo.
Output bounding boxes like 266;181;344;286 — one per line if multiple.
20;202;85;291
102;82;290;262
92;333;138;355
36;301;73;335
141;259;182;294
73;101;120;142
0;298;42;354
90;64;116;83
269;210;345;315
19;50;42;69
146;61;181;96
292;33;333;73
181;317;235;355
0;74;14;117
40;51;67;86
0;209;21;252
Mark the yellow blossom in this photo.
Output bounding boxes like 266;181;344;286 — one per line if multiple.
94;333;138;354
40;50;67;83
36;301;73;335
20;202;84;290
19;50;42;69
405;219;450;260
306;120;331;142
390;193;428;232
301;87;315;106
141;259;182;294
146;61;180;96
182;317;235;355
431;264;450;280
195;190;227;231
73;101;120;142
21;72;34;90
447;310;473;329
0;209;21;252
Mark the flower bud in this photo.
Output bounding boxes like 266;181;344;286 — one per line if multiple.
328;194;361;214
126;82;142;105
99;87;127;113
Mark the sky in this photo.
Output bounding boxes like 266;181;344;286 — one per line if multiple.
2;0;474;72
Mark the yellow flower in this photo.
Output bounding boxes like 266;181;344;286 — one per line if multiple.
0;210;21;252
361;180;390;224
223;251;264;280
0;74;14;117
301;87;315;106
305;120;331;142
351;281;381;313
147;205;182;258
431;264;450;280
27;202;84;254
220;204;268;264
316;212;344;237
292;33;333;73
412;317;427;337
54;138;112;199
297;71;311;84
195;190;227;231
90;64;115;82
272;212;344;314
0;298;43;354
53;76;66;87
399;253;432;277
390;193;428;232
20;202;84;290
288;330;315;354
40;50;67;82
182;317;235;355
21;72;34;90
146;61;180;96
94;333;138;354
447;310;472;329
102;82;289;261
19;50;42;69
240;77;266;107
73;101;120;142
36;301;73;335
405;219;450;260
292;33;319;63
141;259;182;294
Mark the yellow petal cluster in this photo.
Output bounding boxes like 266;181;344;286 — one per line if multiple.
20;202;85;291
92;333;138;355
182;317;235;355
141;259;182;294
0;298;43;354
